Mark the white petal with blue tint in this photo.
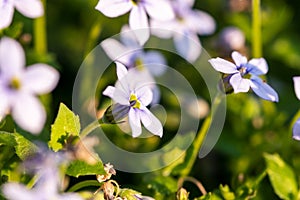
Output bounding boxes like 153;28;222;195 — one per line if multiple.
101;38;131;65
116;62;128;80
141;51;167;76
136;87;153;106
14;0;44;18
230;73;251;93
144;0;175;21
95;0;132;18
0;1;14;29
128;108;142;137
0;37;25;77
231;51;247;67
293;76;300;100
250;76;279;102
248;58;268;75
293;118;300;141
140;107;163;137
129;5;150;45
22;64;59;94
12;93;46;134
208;57;238;74
186;10;216;35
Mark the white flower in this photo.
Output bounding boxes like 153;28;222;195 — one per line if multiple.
103;63;163;138
0;0;44;29
102;25;167;77
0;37;59;134
95;0;175;45
151;0;215;62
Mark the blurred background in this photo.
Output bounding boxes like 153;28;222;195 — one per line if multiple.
6;0;300;199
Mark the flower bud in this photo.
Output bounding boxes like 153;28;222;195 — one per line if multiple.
102;103;130;124
176;188;189;200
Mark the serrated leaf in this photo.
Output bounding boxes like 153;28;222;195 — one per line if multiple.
14;133;37;160
66;160;105;178
0;132;17;146
49;103;81;151
264;153;298;200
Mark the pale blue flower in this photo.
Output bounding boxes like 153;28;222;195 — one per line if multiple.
151;0;215;62
102;25;167;77
0;37;59;133
103;63;163;138
292;76;300;140
209;51;279;102
95;0;174;45
0;0;44;29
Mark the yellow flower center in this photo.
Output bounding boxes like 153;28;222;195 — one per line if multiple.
131;0;140;6
9;77;21;90
134;58;145;71
129;94;141;109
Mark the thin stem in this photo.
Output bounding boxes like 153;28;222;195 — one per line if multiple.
80;119;103;138
252;0;262;57
178;176;207;195
34;0;47;54
68;180;101;192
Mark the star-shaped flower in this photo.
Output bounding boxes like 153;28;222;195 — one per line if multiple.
292;76;300;140
0;0;44;29
103;63;163;138
151;0;215;62
209;51;279;102
95;0;174;45
0;37;59;133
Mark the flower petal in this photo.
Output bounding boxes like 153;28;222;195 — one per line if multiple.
0;37;25;77
231;51;247;67
293;76;300;100
116;62;128;80
174;32;201;62
292;118;300;141
12;93;46;134
229;73;251;93
128;108;142;137
250;76;279;102
136;86;153;106
0;86;9;119
140;107;163;137
208;57;238;74
22;64;59;94
186;10;216;35
129;5;150;45
120;25;140;48
0;1;14;29
140;51;167;76
150;19;175;39
247;58;268;75
101;38;131;66
144;0;175;21
103;86;129;105
14;0;43;18
3;183;35;200
95;0;132;18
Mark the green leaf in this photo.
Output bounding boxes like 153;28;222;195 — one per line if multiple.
66;160;105;178
119;189;141;200
195;192;222;200
49;103;81;151
14;133;38;160
219;185;235;200
264;153;298;200
146;175;178;196
0;132;17;147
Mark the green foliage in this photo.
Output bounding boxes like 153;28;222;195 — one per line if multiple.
264;153;298;200
49;103;81;151
118;188;141;200
146;175;178;198
66;160;105;178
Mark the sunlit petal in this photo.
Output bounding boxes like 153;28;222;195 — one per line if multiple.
229;73;251;93
293;76;300;100
208;57;238;74
231;51;247;67
136;86;153;106
129;6;150;45
0;1;14;29
128;108;142;137
174;32;201;62
140;107;163;137
248;58;268;75
14;0;44;18
250;76;279;102
144;0;174;21
95;0;132;18
186;10;216;35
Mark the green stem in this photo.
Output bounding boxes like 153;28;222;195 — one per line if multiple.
180;92;223;176
80;119;103;138
252;0;262;57
68;180;101;192
34;0;47;54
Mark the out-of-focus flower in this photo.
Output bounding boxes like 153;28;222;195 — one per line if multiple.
217;26;246;53
102;25;167;77
151;0;215;62
0;0;44;29
103;63;163;138
95;0;174;45
292;77;300;140
209;51;279;102
2;147;82;200
0;37;59;133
